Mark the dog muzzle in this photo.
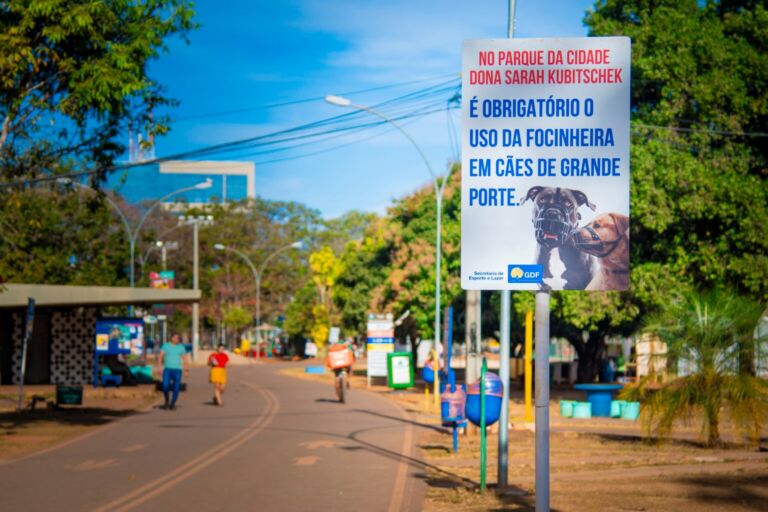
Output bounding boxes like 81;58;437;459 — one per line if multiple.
534;205;573;247
574;225;621;257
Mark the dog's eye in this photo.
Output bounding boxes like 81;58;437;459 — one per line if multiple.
593;223;601;228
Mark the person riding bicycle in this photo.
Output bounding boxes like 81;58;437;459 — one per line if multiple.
325;339;355;398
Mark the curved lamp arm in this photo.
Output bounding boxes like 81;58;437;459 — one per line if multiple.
133;179;212;243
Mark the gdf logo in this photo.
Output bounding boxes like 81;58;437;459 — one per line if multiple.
507;264;544;284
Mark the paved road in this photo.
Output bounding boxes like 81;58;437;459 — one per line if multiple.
0;363;427;511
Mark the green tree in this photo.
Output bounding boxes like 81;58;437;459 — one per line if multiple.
373;168;462;341
197;198;316;333
0;0;196;179
586;0;768;300
334;218;391;337
307;246;342;349
513;290;640;383
510;0;768;382
0;186;129;285
223;304;252;345
623;288;767;447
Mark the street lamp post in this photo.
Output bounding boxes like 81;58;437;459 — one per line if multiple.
129;180;213;287
59;178;213;287
325;94;451;362
215;241;302;361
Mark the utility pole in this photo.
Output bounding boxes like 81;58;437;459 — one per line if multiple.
179;215;214;361
192;220;199;362
465;290;482;385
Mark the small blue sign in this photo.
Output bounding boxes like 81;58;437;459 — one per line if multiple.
367;337;395;344
507;264;544;284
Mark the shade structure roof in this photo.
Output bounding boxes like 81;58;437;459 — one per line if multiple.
0;283;201;309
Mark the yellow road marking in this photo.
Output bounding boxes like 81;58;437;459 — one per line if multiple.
65;458;119;471
300;440;341;450
93;384;278;512
120;444;147;452
294;456;320;466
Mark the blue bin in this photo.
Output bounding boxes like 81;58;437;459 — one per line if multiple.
422;365;435;384
560;400;575;417
464;372;503;427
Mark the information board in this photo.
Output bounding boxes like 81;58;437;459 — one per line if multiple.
95;318;144;355
461;37;631;291
366;315;394;377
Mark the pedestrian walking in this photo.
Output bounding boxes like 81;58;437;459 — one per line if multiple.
158;333;189;410
208;344;229;406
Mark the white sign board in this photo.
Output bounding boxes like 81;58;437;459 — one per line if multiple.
390;355;412;386
461;37;631;291
366;316;394;377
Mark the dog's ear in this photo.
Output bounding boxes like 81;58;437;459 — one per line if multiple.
572;190;596;211
521;186;543;205
611;213;630;238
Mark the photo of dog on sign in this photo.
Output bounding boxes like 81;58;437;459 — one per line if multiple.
522;186;629;291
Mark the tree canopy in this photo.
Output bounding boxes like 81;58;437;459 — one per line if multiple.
0;0;196;179
587;0;768;301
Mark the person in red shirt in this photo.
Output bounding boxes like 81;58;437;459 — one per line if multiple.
208;344;230;406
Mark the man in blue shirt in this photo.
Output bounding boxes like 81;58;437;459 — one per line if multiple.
158;333;189;410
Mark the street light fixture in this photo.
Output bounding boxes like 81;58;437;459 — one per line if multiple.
215;241;303;361
324;94;451;362
131;179;212;286
58;177;213;287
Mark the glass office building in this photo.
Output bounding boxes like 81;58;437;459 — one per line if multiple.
107;160;255;205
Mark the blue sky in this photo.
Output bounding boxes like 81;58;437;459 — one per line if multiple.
148;0;596;218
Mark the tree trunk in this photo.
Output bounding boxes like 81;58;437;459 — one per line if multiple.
571;332;607;383
706;406;721;447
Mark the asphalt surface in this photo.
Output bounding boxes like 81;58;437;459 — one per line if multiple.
0;362;427;512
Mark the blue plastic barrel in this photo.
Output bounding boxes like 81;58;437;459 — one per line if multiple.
464;372;503;427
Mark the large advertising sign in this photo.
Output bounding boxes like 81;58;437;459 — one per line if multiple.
366;314;395;378
461;37;631;291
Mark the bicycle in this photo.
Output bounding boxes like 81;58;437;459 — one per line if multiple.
334;367;350;403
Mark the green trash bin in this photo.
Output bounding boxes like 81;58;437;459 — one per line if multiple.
560;400;575;418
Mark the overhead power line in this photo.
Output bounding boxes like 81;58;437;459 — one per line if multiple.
174;72;460;122
0;78;461;188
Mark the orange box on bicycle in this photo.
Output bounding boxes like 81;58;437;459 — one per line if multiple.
326;344;355;369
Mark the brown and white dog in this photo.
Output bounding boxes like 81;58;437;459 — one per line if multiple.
573;213;630;291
